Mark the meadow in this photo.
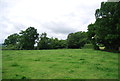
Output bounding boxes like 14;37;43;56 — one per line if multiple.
2;45;118;79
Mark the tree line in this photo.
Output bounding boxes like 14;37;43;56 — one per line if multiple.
3;2;120;52
3;27;88;50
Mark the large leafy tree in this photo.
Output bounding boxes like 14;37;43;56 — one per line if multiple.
87;24;99;50
88;2;120;51
4;33;19;46
3;33;20;49
19;27;39;50
67;31;87;49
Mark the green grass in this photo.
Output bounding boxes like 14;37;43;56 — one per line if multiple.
2;45;119;79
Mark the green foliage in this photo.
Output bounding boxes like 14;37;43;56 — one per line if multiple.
88;2;120;51
4;27;88;50
2;44;19;50
49;38;60;49
37;32;49;49
37;33;66;49
87;24;100;50
4;33;19;46
19;27;39;50
48;38;66;49
67;31;87;49
58;40;67;48
3;27;39;50
3;33;20;50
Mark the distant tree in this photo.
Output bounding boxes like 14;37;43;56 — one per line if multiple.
58;40;67;48
67;31;87;49
4;33;19;49
37;32;49;49
47;38;59;49
19;27;39;50
48;38;66;49
37;33;67;49
4;33;19;46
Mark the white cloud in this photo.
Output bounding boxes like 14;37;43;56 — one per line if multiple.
0;0;107;43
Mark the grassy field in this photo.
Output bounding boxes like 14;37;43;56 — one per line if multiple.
2;45;119;79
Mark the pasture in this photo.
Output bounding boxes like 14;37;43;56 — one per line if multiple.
2;46;118;79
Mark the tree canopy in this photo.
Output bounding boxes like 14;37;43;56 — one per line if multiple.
88;2;120;51
19;27;39;50
4;27;39;50
67;31;87;49
37;33;66;49
4;33;19;46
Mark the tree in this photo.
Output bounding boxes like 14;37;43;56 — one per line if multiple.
48;38;66;49
88;2;120;51
67;31;87;49
58;40;67;49
87;24;99;50
4;33;19;45
4;33;19;49
37;33;67;49
37;32;49;49
19;27;39;50
4;33;20;49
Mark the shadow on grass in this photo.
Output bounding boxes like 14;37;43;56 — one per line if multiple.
15;74;29;79
11;63;19;67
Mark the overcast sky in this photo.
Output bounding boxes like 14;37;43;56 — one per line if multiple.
0;0;107;43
